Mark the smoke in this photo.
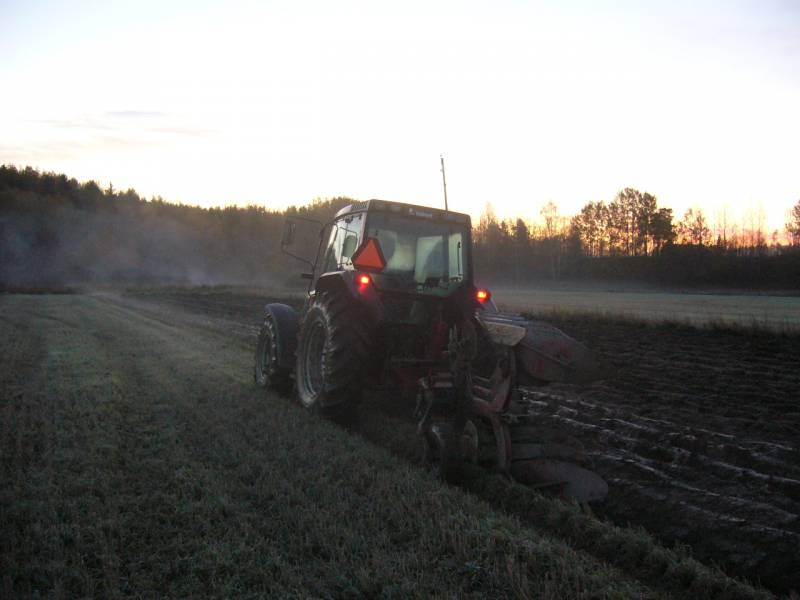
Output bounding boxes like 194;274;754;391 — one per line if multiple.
0;193;295;290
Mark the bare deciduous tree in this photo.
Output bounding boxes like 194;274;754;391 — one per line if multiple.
678;208;710;245
786;198;800;246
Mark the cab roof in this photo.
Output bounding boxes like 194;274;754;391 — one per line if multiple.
334;199;471;226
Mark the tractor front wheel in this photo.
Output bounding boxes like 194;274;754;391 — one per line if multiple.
254;314;293;396
296;292;371;422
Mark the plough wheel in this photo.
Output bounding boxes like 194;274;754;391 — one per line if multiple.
422;420;478;483
472;347;608;503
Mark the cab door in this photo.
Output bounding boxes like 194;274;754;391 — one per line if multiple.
313;212;364;289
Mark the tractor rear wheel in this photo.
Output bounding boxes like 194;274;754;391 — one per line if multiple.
254;314;293;396
296;291;371;421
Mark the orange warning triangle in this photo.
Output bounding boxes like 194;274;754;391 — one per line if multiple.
352;237;386;272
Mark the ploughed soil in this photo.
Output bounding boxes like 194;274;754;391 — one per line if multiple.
522;314;800;594
129;288;800;594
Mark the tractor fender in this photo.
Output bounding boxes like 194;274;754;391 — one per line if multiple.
263;303;299;370
314;271;356;299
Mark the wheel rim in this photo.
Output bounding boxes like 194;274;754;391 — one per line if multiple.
302;319;326;398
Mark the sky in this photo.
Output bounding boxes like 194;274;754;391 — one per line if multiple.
1;0;799;233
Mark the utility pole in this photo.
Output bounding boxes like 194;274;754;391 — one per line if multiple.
440;155;448;212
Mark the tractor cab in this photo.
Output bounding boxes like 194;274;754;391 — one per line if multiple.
319;200;472;296
307;200;489;326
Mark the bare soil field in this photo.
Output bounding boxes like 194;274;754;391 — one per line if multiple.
522;314;800;594
127;286;800;595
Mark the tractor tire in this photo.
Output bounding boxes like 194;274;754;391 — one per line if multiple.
254;314;293;396
295;291;372;422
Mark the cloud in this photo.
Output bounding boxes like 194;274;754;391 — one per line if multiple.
27;117;114;131
0;133;162;164
27;110;169;131
22;111;212;142
147;126;212;138
106;110;168;119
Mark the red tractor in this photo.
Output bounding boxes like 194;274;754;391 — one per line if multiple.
255;199;606;502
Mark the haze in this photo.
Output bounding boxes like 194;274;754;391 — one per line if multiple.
1;0;798;231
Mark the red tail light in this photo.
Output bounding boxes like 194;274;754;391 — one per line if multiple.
358;274;371;286
476;288;491;303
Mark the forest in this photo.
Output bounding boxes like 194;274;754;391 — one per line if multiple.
2;165;799;290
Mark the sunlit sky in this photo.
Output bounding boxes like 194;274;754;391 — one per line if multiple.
2;0;799;233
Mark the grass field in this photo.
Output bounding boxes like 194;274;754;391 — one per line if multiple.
0;294;651;599
492;287;800;333
1;292;783;599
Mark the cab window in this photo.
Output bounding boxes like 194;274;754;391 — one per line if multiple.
365;212;469;294
322;213;363;272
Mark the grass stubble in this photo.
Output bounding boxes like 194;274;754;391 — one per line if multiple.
0;294;778;599
493;287;800;335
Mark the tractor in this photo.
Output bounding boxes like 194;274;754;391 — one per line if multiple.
255;199;607;502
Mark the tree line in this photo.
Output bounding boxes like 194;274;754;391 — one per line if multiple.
473;188;800;288
0;165;349;289
2;165;799;290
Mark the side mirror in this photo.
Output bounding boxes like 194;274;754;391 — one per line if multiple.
281;221;296;247
279;214;323;273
